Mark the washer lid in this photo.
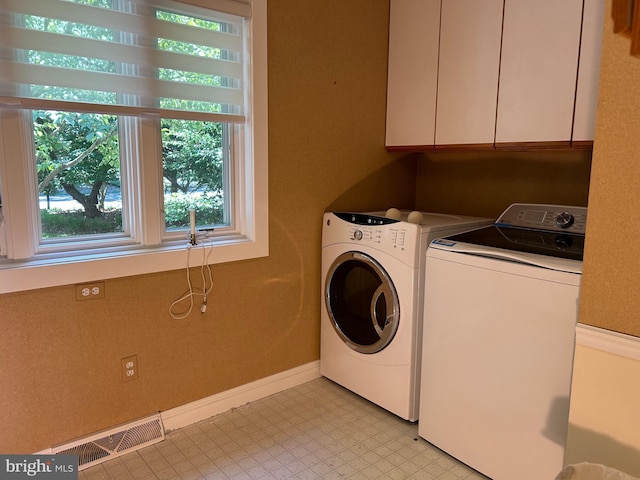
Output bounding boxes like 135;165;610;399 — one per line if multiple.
436;225;584;261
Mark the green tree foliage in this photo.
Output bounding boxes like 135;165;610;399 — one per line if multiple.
162;120;225;229
35;111;119;218
162;120;223;194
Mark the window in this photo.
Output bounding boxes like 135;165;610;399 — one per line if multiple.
0;0;268;294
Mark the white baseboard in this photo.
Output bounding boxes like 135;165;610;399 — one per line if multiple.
161;361;321;432
576;324;640;361
36;362;320;455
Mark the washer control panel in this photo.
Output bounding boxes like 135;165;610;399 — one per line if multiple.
495;204;587;234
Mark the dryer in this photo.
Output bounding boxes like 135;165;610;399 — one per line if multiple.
320;210;491;421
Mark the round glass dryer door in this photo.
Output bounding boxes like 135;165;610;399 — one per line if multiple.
325;251;400;354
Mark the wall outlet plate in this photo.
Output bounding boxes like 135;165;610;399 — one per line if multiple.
75;281;105;301
121;355;139;382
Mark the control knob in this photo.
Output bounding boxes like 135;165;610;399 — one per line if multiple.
554;235;573;250
555;211;575;229
352;230;363;241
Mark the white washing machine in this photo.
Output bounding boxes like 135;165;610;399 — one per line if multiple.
418;203;587;480
320;209;492;421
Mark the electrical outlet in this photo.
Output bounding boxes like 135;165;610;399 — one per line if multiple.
75;281;105;301
121;355;138;382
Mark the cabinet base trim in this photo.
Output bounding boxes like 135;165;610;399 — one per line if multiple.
386;140;593;153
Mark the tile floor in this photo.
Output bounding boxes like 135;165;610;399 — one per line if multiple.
80;378;489;480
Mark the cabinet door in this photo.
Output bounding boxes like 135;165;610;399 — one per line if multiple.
573;0;605;143
496;0;583;144
385;0;440;147
435;0;503;146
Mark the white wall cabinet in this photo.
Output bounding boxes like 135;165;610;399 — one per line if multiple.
385;0;440;147
495;0;583;144
385;0;604;149
573;0;606;143
435;0;503;146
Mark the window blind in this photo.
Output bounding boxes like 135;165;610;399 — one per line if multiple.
0;0;251;122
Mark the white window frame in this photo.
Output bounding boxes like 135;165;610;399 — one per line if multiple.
0;0;268;294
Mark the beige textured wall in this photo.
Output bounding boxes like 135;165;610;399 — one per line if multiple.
578;0;640;337
0;0;417;453
414;149;592;219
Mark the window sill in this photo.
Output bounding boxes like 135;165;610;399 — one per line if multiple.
0;234;268;294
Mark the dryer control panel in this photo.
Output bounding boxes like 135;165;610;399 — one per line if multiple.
334;212;399;226
324;212;421;267
335;213;411;250
333;212;412;248
346;225;410;249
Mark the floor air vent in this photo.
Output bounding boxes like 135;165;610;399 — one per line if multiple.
51;414;165;470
